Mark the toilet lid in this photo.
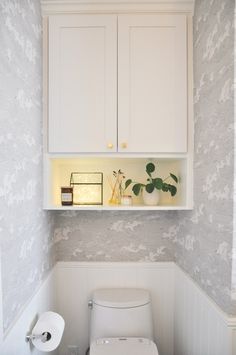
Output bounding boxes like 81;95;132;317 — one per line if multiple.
93;289;150;308
90;337;159;355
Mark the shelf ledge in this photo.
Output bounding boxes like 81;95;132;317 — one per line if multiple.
44;204;193;211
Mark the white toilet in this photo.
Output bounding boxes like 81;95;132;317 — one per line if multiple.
89;288;159;355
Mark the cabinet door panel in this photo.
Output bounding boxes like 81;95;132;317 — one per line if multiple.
48;15;117;153
118;15;187;153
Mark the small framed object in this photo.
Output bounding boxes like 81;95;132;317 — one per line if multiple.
61;187;73;206
70;172;103;205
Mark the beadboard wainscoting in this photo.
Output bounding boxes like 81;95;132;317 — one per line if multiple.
1;262;235;355
55;262;236;355
0;269;57;355
174;265;236;355
55;262;175;355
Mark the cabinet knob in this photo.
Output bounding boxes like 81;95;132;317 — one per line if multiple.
107;143;113;149
121;142;127;149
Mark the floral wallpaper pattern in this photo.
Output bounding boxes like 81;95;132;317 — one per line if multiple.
0;0;235;335
232;0;236;301
55;211;177;262
179;0;235;316
54;0;236;316
0;0;55;332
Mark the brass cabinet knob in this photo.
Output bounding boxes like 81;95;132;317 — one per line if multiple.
107;143;113;149
121;142;127;149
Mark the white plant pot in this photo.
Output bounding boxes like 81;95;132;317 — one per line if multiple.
142;188;160;206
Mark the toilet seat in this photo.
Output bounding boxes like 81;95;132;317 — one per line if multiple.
90;337;159;355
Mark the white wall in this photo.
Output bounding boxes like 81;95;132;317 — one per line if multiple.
0;262;235;355
55;262;175;355
0;269;57;355
55;262;236;355
174;265;236;355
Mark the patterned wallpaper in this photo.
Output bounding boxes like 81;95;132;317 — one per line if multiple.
174;0;235;316
54;0;236;316
232;0;236;301
0;0;235;334
55;211;177;262
0;0;55;332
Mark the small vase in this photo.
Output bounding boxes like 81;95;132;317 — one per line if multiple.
142;189;160;206
120;195;133;206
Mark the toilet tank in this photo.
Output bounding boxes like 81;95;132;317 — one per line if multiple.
89;288;154;343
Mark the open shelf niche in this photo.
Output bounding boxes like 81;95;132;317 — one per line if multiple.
43;156;192;210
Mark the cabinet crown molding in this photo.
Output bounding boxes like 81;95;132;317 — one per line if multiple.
41;0;195;15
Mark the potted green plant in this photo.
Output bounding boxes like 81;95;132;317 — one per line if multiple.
125;162;178;206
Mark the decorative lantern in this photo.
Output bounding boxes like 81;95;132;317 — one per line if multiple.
70;172;103;205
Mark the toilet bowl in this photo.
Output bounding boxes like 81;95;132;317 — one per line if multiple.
88;288;159;355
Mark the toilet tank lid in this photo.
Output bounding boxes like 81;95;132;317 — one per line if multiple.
92;288;150;308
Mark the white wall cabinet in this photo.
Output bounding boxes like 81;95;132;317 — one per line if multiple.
48;14;188;154
118;14;187;153
48;15;117;153
42;0;194;210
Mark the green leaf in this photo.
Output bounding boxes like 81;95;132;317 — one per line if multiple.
169;185;177;196
162;183;169;192
125;179;132;190
153;178;163;190
146;162;155;176
132;184;142;196
145;183;155;193
170;173;178;183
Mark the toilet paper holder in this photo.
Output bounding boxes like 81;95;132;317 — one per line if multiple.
25;331;51;343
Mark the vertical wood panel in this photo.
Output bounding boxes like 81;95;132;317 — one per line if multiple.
0;270;56;355
232;329;236;355
56;263;174;355
174;265;235;355
54;263;235;355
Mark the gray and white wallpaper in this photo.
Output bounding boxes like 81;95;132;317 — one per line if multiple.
174;0;236;315
54;0;236;316
55;211;177;262
0;0;55;332
0;0;235;335
232;0;236;301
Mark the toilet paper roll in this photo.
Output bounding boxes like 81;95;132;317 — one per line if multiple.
32;311;65;352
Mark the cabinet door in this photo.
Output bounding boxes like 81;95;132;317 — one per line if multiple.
118;15;187;153
48;15;117;153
